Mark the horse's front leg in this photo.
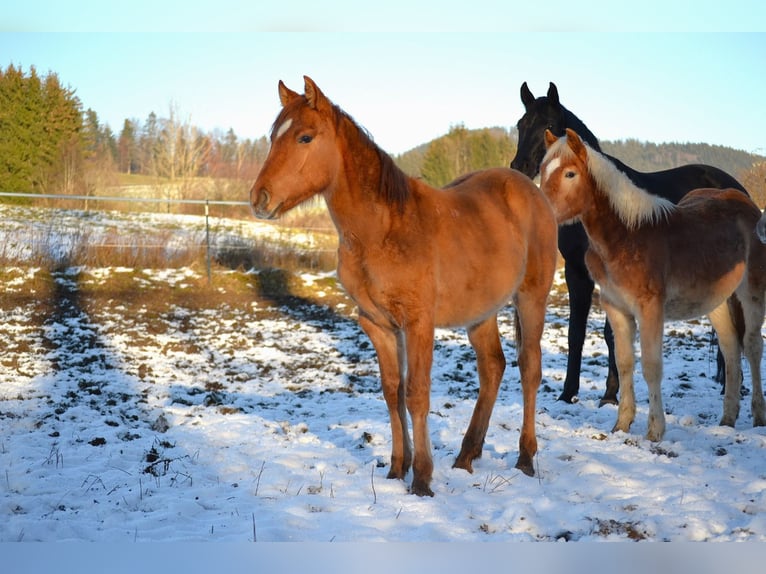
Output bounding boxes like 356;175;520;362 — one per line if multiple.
358;315;412;481
637;306;666;441
737;288;766;426
454;315;505;473
559;246;594;403
404;319;436;497
601;302;637;434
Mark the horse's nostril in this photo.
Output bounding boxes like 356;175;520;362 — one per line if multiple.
252;189;270;213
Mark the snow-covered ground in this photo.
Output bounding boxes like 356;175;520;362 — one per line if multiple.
2;205;766;566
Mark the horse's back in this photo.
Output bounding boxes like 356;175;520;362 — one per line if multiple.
444;167;547;209
616;158;748;201
443;167;555;237
680;187;759;219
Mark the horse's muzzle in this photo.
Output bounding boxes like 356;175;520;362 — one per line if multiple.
250;188;279;220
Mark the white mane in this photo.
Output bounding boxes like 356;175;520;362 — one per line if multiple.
583;142;676;230
545;135;677;230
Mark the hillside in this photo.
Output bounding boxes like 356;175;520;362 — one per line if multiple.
395;127;765;187
600;139;762;179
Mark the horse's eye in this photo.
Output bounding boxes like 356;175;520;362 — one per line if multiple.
565;170;576;179
298;134;313;144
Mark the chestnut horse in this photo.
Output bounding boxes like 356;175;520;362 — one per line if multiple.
511;82;747;405
250;77;558;496
539;129;766;441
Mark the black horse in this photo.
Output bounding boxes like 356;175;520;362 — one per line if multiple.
511;82;747;405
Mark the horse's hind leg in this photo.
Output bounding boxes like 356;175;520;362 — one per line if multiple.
358;316;412;481
454;316;505;473
708;302;743;427
512;293;548;477
738;289;766;426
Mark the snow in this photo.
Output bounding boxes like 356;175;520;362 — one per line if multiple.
2;206;766;569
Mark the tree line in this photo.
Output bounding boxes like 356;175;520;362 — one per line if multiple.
3;63;764;207
397;127;766;206
0;64;269;198
396;124;516;188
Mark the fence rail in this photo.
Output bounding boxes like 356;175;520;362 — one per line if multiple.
0;191;250;206
0;192;302;282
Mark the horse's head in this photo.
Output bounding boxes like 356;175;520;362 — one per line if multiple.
510;82;567;178
538;128;592;224
250;76;341;220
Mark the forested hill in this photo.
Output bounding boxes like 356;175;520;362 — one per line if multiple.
394;127;765;203
600;139;761;178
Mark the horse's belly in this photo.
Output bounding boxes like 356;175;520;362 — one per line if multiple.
664;263;745;320
434;280;515;328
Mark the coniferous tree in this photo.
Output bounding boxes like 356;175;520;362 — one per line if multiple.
117;119;139;174
0;64;83;194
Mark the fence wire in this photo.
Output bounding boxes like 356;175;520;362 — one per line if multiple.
0;191;337;281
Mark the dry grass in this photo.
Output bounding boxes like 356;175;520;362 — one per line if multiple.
0;200;339;274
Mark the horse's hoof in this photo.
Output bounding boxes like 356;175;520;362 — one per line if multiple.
452;457;475;474
557;392;579;404
611;422;631;434
599;397;618;407
645;431;664;443
515;456;535;477
386;467;407;481
409;481;435;497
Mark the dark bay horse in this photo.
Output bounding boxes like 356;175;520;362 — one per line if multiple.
540;129;766;440
250;76;558;496
511;82;747;405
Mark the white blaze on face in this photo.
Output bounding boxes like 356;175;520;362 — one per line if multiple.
274;118;293;141
542;157;560;183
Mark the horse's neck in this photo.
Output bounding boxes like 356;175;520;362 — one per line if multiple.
323;140;400;243
603;154;646;184
564;107;601;152
578;186;631;257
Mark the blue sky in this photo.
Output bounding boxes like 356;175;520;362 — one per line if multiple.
2;4;765;155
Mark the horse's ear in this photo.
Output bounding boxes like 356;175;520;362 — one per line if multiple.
565;128;587;161
303;76;329;111
547;82;559;106
520;82;535;109
278;80;300;107
544;129;558;148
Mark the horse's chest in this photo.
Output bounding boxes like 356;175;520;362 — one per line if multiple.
336;242;420;327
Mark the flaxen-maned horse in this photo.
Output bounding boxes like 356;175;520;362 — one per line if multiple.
511;82;748;405
539;128;766;441
250;76;558;496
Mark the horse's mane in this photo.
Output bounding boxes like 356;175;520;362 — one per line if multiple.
548;135;676;230
334;105;411;210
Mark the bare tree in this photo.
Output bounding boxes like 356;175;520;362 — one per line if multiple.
742;160;766;208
